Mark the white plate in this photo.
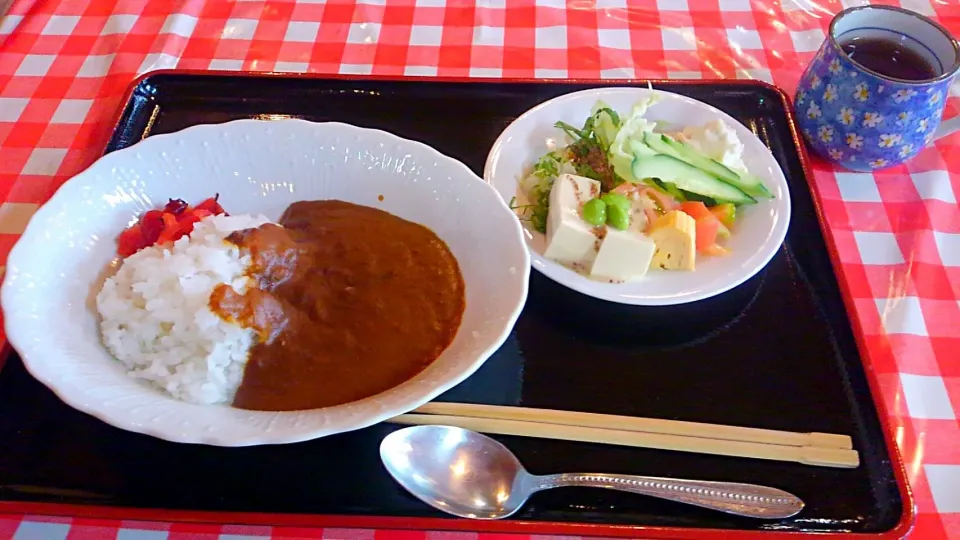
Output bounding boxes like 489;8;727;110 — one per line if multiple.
1;119;530;446
484;87;791;306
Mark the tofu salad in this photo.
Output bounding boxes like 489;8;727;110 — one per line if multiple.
510;97;774;283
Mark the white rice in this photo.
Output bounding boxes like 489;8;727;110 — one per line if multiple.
96;213;272;405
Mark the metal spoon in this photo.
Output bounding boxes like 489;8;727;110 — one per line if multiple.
380;425;804;520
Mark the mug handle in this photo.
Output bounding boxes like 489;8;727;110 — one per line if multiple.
935;114;960;140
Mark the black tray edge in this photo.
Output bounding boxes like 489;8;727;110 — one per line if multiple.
0;69;916;540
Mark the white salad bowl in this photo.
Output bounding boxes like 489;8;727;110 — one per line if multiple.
1;119;530;446
484;87;791;306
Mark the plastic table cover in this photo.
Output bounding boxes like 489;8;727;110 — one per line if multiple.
0;0;958;538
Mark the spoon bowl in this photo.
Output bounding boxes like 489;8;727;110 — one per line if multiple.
380;422;532;519
380;425;805;520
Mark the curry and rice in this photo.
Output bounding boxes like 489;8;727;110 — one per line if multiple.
96;197;466;411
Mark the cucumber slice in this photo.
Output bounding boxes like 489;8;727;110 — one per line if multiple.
627;137;658;159
650;178;687;202
642;132;684;160
732;170;774;199
632;155;756;206
660;135;773;199
679;190;717;206
660;135;738;182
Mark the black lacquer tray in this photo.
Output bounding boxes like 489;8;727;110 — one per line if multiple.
0;72;912;538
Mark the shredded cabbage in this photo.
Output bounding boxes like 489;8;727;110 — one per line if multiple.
590;100;620;152
609;96;660;184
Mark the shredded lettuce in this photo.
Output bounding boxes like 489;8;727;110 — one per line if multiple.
514;150;574;233
532;151;563;179
590;100;620;152
609;97;659;184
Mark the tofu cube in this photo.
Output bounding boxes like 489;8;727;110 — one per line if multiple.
590;228;657;282
543;174;602;266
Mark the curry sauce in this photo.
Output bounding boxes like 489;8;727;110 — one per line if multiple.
210;200;465;411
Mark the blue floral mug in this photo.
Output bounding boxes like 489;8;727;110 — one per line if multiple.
795;5;960;171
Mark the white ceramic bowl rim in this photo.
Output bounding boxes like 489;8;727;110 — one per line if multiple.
1;119;530;446
483;86;792;306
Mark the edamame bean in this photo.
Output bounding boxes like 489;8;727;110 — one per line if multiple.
606;203;630;230
582;198;607;226
600;192;631;214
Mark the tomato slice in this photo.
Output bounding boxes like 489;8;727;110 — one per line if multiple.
709;203;736;229
642;186;679;213
678;201;712;221
693;212;719;252
679;201;720;253
611;183;638;197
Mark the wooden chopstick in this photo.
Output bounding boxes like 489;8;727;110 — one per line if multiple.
413;402;853;449
388;403;860;469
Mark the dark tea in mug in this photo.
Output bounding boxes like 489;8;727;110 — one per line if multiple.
795;5;960;170
839;36;939;81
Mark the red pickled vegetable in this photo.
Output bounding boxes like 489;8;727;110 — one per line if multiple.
163;198;189;215
161;213;178;230
114;195;230;258
194;194;225;215
139;210;164;245
176;213;202;234
117;224;147;258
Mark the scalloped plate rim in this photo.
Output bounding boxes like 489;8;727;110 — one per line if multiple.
1;119;530;446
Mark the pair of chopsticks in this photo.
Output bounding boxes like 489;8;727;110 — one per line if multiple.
390;402;860;469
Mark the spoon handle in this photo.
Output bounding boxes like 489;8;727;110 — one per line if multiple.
535;473;803;519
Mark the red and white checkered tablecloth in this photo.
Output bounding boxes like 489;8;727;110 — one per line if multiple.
1;0;958;538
